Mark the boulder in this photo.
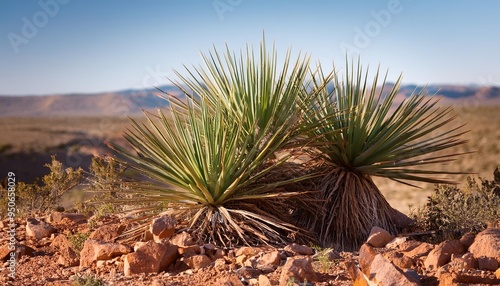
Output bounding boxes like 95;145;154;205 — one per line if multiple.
386;237;408;249
279;256;317;286
235;246;262;257
184;254;212;269
89;224;126;242
424;240;465;271
50;212;87;224
358;244;419;285
459;232;476;249
284;243;314;255
123;241;178;276
258;250;281;268
50;234;73;250
384;251;415;269
449;252;476;270
366;226;395;248
469;228;500;259
0;243;35;260
26;218;56;240
170;231;195;248
403;241;434;259
57;246;80;267
477;256;499;271
150;215;176;242
80;239;131;267
51;234;80;266
216;274;244;286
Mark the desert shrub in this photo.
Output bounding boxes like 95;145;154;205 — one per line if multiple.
72;274;104;286
412;167;500;242
68;232;90;252
0;155;83;216
76;156;127;217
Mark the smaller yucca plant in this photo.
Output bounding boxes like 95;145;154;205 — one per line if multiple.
307;60;469;250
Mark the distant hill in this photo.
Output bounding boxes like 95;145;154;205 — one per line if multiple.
1;84;499;117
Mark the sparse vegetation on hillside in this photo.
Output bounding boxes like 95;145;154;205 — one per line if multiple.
0;155;82;216
412;167;500;243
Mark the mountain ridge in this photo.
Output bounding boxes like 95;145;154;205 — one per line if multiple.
1;84;499;117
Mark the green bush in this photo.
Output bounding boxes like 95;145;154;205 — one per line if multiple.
72;274;104;286
68;232;90;252
0;155;82;217
412;167;500;242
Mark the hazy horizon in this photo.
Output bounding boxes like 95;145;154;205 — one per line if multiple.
1;0;500;96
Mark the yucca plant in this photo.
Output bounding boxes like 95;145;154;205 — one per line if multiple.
111;42;327;246
307;61;468;250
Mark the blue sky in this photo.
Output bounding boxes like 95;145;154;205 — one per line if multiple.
1;0;499;95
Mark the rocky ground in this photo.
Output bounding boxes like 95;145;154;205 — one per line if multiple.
1;212;500;286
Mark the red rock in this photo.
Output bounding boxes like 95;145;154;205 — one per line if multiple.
459;232;476;249
424;240;465;271
50;212;87;224
399;240;426;252
51;234;79;267
209;248;225;261
216;274;244;285
50;234;72;250
178;245;201;257
469;228;500;259
365;254;419;285
403;241;434;258
57;246;79;267
324;249;342;261
235;254;247;266
1;243;35;261
124;241;178;276
346;261;371;286
170;231;195;247
0;244;12;261
89;224;126;242
384;251;415;269
439;272;500;285
236;246;262;257
386;237;408;249
26;218;56;240
150;214;176;242
449;252;476;270
358;244;419;285
184;254;212;269
279;256;317;286
80;239;131;267
258;250;281;267
366;226;395;248
477;256;499;271
284;243;313;255
358;244;377;272
235;266;263;279
258;274;272;286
